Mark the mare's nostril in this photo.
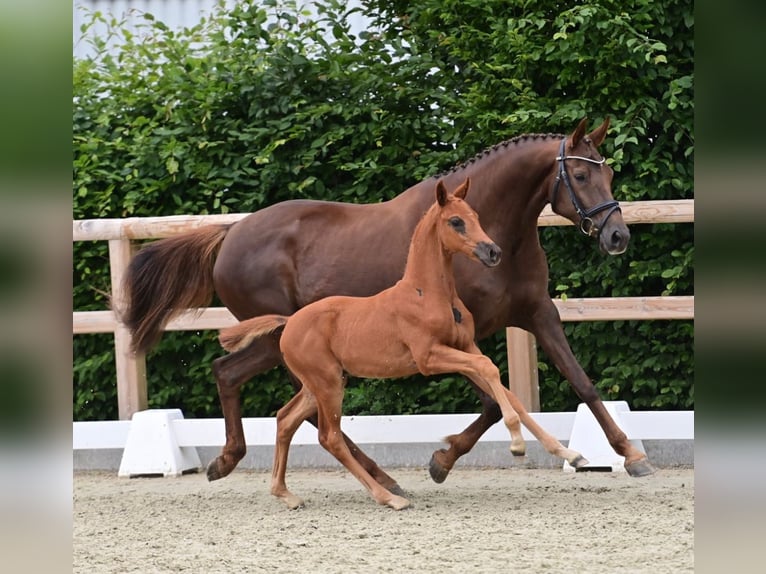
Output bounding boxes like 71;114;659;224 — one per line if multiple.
612;230;622;247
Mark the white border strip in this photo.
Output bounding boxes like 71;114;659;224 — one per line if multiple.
73;411;693;450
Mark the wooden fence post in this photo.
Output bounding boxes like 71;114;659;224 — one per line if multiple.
505;327;540;412
108;239;147;420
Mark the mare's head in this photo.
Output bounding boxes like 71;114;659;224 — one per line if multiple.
549;117;630;255
435;178;502;267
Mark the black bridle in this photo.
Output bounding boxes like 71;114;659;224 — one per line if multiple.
550;138;621;238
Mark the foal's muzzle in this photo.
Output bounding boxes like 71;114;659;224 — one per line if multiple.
475;242;502;267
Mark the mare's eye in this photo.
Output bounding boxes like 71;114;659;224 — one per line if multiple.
448;217;466;233
574;173;586;182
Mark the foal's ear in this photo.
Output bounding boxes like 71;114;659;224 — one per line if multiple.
454;177;470;200
570;117;589;149
436;179;448;206
587;116;610;148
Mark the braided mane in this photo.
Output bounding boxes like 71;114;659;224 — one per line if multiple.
434;132;563;178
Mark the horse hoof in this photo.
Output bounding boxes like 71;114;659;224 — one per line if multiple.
285;495;305;510
387;483;407;497
569;454;590;469
429;452;450;484
625;458;656;477
509;439;526;457
388;495;411;511
206;459;229;482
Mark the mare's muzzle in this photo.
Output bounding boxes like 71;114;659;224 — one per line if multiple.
474;242;502;267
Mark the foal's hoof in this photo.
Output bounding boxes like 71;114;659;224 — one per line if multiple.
568;454;590;469
509;438;526;457
428;451;451;484
625;458;656;477
387;483;408;497
283;494;305;510
387;495;411;511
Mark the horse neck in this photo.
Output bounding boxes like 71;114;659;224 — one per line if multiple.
439;135;561;237
400;207;457;297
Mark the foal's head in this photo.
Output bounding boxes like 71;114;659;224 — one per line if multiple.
435;178;502;267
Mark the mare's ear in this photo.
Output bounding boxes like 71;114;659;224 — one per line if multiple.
570;117;589;149
587;116;610;148
436;179;448;206
454;177;470;200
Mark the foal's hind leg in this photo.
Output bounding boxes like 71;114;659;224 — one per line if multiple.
271;389;318;509
285;372;405;497
207;336;405;491
287;359;410;510
313;385;410;511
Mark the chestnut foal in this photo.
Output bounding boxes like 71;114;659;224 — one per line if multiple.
219;178;586;510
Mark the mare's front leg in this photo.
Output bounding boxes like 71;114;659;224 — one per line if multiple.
429;384;501;483
529;299;655;477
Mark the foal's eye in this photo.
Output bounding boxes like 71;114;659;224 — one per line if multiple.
448;217;465;231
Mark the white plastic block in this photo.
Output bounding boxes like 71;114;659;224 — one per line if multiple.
118;409;201;477
563;401;645;473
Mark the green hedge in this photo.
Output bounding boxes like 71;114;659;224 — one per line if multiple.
73;0;693;420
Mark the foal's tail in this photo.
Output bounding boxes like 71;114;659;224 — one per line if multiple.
115;224;232;354
219;315;289;353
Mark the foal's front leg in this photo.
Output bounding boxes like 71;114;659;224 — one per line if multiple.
417;345;526;456
499;386;588;469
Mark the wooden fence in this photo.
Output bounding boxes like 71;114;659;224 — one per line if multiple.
73;199;694;420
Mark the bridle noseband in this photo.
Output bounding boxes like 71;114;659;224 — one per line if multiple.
551;138;621;238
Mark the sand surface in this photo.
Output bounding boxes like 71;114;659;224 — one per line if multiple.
74;467;693;573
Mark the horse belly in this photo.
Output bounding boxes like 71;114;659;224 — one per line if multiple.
341;336;418;379
333;312;417;379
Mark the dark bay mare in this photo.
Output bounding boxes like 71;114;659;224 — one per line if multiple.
120;117;655;492
218;179;586;510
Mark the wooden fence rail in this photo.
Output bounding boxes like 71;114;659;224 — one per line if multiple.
73;199;694;419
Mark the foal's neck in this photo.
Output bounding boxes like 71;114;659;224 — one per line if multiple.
400;207;457;297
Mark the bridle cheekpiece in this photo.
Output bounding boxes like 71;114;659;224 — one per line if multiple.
551;138;621;238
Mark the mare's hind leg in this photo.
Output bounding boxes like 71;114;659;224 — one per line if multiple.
271;389;318;509
207;336;282;481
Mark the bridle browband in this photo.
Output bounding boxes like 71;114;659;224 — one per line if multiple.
550;138;621;238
